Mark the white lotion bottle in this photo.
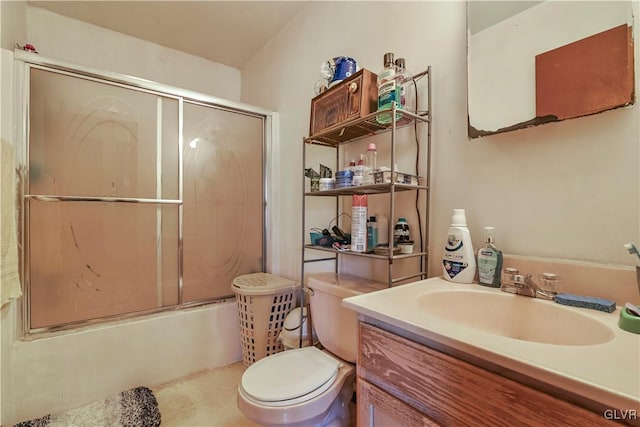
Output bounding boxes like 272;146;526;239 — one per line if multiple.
442;209;476;283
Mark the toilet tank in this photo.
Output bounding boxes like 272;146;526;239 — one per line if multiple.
307;273;386;363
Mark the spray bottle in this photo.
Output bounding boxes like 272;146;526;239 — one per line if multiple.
351;195;368;253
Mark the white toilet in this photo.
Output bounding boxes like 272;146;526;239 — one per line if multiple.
237;273;385;427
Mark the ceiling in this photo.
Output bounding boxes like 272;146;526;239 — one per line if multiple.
27;1;308;69
467;1;543;35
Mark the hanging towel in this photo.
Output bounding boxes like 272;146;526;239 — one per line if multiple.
1;139;22;307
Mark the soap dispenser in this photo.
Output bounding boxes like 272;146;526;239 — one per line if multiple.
477;226;503;287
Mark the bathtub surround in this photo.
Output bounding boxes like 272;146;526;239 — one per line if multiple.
3;300;242;425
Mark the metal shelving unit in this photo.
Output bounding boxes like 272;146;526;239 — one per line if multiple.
301;67;432;288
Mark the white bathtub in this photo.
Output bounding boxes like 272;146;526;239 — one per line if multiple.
1;300;242;425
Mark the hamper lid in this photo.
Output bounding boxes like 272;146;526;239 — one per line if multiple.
241;347;338;403
232;272;299;296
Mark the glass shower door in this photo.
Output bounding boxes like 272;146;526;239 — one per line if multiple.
27;68;180;329
25;65;267;331
182;102;264;302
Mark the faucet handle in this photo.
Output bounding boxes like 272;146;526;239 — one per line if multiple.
500;268;519;294
538;272;561;296
502;267;519;283
512;274;527;286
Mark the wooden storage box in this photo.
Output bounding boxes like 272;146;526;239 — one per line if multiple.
309;69;378;137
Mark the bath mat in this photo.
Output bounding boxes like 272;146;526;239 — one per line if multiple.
14;386;161;427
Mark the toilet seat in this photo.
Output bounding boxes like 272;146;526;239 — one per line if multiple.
240;347;340;407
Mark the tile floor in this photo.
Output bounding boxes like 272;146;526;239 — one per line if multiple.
153;362;259;427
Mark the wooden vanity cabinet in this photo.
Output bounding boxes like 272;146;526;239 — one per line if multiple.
356;322;616;427
357;379;439;427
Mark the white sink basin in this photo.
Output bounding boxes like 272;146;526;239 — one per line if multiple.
417;289;615;346
343;278;639;413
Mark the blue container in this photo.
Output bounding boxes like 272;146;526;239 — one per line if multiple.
331;57;357;84
336;170;353;179
335;170;353;188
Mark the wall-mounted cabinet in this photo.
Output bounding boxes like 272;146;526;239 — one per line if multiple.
301;67;431;287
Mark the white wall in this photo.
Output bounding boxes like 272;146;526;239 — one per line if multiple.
26;6;242;101
1;5;246;425
242;1;640;283
0;0;26;50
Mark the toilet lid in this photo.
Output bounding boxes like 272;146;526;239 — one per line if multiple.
241;347;339;403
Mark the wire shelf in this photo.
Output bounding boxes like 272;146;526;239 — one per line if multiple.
305;108;430;147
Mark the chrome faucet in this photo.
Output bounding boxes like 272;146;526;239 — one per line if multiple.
501;268;560;300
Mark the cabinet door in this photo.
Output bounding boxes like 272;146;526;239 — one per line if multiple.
359;322;618;427
357;379;440;427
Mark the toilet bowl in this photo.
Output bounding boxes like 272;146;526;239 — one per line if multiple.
236;273;385;427
237;346;354;427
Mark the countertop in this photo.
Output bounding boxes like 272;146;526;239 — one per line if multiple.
343;277;640;414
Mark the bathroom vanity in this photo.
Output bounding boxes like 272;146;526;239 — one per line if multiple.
357;322;615;426
344;278;640;426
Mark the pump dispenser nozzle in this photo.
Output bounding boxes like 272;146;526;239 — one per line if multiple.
483;226;495;243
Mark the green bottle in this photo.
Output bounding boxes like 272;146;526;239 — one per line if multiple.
477;226;503;287
376;52;400;124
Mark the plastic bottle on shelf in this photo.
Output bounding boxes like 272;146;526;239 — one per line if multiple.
394;57;416;113
393;217;410;246
362;143;377;184
348;159;357;174
377;213;389;245
376;52;399;124
352;158;365;186
367;216;378;251
351;195;368;253
442;209;476;283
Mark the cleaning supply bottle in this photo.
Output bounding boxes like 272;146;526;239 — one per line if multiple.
351;195;368;252
367;216;378;251
376;52;399;124
393;217;410;245
442;209;476;283
377;213;389;245
477;226;503;287
362;143;377;184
